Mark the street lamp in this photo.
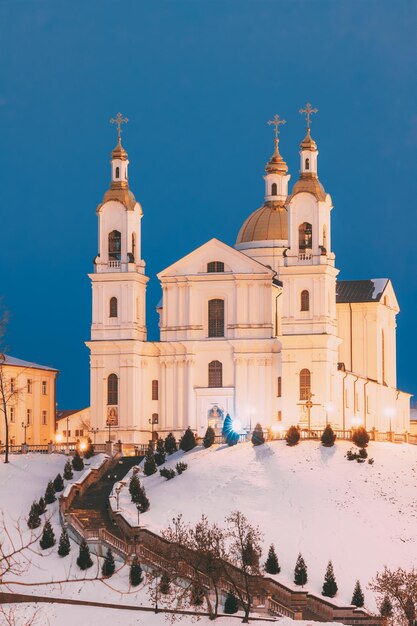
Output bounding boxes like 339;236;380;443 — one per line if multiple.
324;403;334;426
90;427;99;445
21;421;28;446
148;414;158;442
136;502;141;527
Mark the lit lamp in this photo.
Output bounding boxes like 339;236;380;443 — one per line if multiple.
55;433;63;444
79;441;87;452
351;416;362;429
324;403;334;426
384;407;396;437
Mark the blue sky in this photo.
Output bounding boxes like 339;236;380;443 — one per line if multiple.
0;0;416;409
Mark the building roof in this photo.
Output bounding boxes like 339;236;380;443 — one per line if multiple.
336;279;389;304
1;354;58;372
56;409;86;421
236;202;288;244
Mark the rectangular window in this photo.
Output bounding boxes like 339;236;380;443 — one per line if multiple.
277;411;282;422
277;376;282;397
42;411;47;426
10;407;15;423
208;299;225;338
63;430;66;437
207;261;224;273
152;380;159;401
10;378;15;393
27;409;32;425
27;379;32;394
42;381;47;395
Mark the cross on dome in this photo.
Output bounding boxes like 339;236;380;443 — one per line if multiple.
110;112;128;144
299;102;318;130
267;114;286;139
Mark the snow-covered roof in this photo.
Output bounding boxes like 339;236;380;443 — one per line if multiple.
1;354;58;372
336;278;389;303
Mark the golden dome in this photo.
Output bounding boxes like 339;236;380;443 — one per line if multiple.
265;138;288;175
236;202;288;244
112;140;128;161
97;187;140;213
289;173;326;202
300;128;317;152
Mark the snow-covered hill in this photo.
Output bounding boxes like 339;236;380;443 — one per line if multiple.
117;439;417;612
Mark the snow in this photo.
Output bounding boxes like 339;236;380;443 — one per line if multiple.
116;440;417;612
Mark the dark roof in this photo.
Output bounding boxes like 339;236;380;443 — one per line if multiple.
1;354;58;372
56;409;85;421
336;279;388;304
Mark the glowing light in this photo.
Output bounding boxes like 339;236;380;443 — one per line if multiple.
79;442;87;451
232;419;242;432
271;423;284;433
325;403;334;413
55;434;63;443
351;416;363;428
384;406;396;418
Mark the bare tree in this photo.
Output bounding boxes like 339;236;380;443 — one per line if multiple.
370;566;417;626
0;605;45;626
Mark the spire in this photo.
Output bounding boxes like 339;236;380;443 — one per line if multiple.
299;102;318;152
110;112;128;161
109;112;129;191
266;114;288;175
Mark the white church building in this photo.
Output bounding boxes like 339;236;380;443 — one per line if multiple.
87;109;411;445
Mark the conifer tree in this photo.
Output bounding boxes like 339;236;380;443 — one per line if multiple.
102;547;116;577
264;544;280;575
379;594;393;618
44;480;56;504
242;538;258;567
180;427;197;452
72;450;84;471
77;539;93;570
294;553;308;586
190;582;204;606
129;474;141;502
251;423;265;446
143;444;157;476
39;520;56;550
203;425;215;448
129;555;143;586
137;483;150;513
222;413;239;446
27;501;41;529
351;580;365;607
154;438;166;466
352;427;370;449
164;432;177;455
63;460;73;480
37;496;46;515
57;528;71;557
322;561;338;597
286;425;301;447
224;591;239;614
159;573;171;595
321;424;336;447
53;473;64;492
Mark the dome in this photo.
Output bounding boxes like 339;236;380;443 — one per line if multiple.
112;141;128;161
97;187;140;213
236;202;288;244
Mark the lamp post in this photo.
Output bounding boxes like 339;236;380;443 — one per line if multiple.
90;427;99;445
115;483;123;510
21;421;28;446
66;415;70;455
136;502;140;527
148;414;158;442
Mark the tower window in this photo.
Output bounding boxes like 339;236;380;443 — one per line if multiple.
271;182;278;196
10;407;15;423
277;376;282;397
152;380;159;401
208;360;222;388
305;158;310;170
208;299;225;337
27;379;32;394
109;297;118;318
108;230;121;260
27;409;32;425
207;261;224;273
42;411;47;426
115;166;120;178
299;368;311;401
131;233;136;262
107;374;118;405
300;290;310;311
42;381;47;395
299;222;312;250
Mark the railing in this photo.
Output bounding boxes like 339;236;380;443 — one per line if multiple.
298;252;312;261
267;596;302;619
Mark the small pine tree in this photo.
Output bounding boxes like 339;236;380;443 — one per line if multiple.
53;473;64;492
72;450;84;471
180;427;197;452
242;538;258;567
286;425;301;447
203;426;215;448
164;432;177;455
44;481;56;504
39;520;56;550
27;501;41;529
159;573;171;595
351;580;365;607
160;467;176;480
264;544;280;575
321;424;336;447
129;555;143;586
57;528;71;557
37;496;46;515
190;582;204;606
63;460;73;480
143;444;157;476
77;539;93;570
352;426;370;448
251;423;265;446
102;547;116;577
379;594;393;618
222;414;239;446
175;461;188;475
84;438;94;459
294;553;308;586
137;483;150;512
322;561;338;598
129;474;141;503
224;591;239;614
154;438;166;466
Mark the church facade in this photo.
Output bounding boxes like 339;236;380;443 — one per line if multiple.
87;110;411;445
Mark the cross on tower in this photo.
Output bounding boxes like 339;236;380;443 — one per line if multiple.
267;114;286;139
110;112;128;143
299;102;318;130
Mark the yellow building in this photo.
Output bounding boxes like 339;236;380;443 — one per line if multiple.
0;355;58;447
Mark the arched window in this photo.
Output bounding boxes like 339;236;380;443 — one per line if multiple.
300;290;310;312
271;182;278;196
207;261;224;273
107;374;118;405
208;299;224;337
299;369;311;400
109;297;118;318
305;158;310;170
208;360;222;387
299;222;312;250
115;166;120;178
108;230;121;260
152;380;159;401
